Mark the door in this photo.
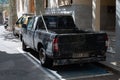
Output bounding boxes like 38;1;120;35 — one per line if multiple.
25;17;35;47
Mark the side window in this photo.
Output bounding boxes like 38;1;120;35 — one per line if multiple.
36;17;45;30
27;17;32;25
21;18;26;24
17;17;23;24
27;18;34;30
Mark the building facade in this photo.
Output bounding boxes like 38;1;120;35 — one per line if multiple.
16;0;35;18
16;0;115;31
45;0;115;31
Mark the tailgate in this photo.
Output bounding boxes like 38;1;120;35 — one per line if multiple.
55;33;107;58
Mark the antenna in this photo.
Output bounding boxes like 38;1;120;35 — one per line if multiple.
40;11;48;32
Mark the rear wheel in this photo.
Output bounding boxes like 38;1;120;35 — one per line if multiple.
22;41;27;51
39;48;53;68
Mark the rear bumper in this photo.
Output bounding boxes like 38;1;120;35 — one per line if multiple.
53;56;106;65
14;27;21;35
53;50;106;59
46;50;106;65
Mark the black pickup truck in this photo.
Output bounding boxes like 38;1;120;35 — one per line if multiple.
21;15;108;67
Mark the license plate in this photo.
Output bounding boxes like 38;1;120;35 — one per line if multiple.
72;53;89;58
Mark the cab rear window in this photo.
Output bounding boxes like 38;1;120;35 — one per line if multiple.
44;16;76;29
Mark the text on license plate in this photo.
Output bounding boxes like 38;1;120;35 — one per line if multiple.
72;53;89;58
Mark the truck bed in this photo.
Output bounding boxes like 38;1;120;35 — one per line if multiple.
53;32;107;59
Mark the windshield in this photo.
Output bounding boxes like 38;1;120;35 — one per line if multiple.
44;16;76;29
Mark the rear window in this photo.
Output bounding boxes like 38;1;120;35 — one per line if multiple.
44;16;76;29
44;16;57;28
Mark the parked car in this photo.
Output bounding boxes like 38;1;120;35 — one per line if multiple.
21;14;108;67
13;15;32;40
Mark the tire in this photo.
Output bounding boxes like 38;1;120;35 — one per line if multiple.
19;34;22;41
39;48;53;68
22;41;27;51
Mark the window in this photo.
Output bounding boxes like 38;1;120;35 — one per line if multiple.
45;0;72;8
27;18;34;30
43;16;76;29
17;17;23;24
47;0;58;8
58;16;75;29
36;17;45;29
44;16;57;29
58;0;72;6
21;17;26;24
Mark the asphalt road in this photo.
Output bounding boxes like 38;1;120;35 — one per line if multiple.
0;26;59;80
0;25;120;80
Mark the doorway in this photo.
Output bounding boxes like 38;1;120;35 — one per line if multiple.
100;0;116;31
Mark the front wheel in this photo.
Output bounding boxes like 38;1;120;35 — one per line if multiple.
39;48;53;68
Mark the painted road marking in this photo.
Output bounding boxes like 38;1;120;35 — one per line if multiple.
66;73;113;80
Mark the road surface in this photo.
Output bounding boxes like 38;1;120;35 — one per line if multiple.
0;25;120;80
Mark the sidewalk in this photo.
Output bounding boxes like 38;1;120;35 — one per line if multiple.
101;31;120;72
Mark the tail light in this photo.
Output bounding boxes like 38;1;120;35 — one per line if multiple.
53;38;59;52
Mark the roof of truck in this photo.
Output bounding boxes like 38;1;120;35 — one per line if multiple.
37;13;73;17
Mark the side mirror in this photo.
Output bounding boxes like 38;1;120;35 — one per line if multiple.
22;24;27;29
